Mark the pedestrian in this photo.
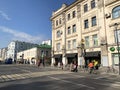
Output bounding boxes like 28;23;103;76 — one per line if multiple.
71;61;78;72
88;61;94;74
60;62;63;70
37;59;41;67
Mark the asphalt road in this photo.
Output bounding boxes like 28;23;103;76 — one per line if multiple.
0;64;120;90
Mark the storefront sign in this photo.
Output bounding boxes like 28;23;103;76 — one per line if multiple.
109;47;115;52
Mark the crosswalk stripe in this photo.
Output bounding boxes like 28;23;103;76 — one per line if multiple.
0;71;71;82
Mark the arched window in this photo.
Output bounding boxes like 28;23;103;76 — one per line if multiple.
112;6;120;19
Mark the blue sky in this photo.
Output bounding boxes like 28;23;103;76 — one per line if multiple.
0;0;75;48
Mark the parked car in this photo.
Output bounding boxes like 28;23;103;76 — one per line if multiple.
5;58;13;64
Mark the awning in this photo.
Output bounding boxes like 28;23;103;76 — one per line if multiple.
84;51;101;57
54;54;62;58
66;53;77;58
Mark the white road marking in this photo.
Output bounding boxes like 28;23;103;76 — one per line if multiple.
48;76;95;90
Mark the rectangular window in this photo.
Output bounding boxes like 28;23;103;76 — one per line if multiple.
57;30;61;38
114;29;120;43
56;43;60;50
68;41;71;49
59;18;61;24
68;13;70;20
56;20;58;26
46;51;48;56
92;16;96;26
67;27;71;34
84;4;88;12
84;19;89;28
85;36;89;47
72;24;76;33
73;39;76;49
91;0;95;9
72;11;76;18
92;34;98;46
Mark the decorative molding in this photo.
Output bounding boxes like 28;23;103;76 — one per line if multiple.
98;0;104;8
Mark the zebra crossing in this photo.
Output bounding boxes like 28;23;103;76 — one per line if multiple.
0;71;71;83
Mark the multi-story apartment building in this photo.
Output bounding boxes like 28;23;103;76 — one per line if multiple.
0;47;7;61
7;40;38;62
17;44;51;65
51;0;120;68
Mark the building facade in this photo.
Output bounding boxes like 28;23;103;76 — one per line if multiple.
0;47;7;61
7;40;38;62
17;44;51;65
51;0;120;68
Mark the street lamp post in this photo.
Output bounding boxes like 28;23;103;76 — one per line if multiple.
114;23;120;75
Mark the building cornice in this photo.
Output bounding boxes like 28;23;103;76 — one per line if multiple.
105;0;118;6
50;0;83;20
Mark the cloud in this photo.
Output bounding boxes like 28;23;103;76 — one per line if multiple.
0;11;11;20
0;26;44;44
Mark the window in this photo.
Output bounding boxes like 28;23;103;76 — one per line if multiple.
84;4;88;12
67;26;71;34
91;0;95;9
85;36;89;47
72;11;76;18
56;43;60;50
114;29;120;43
73;39;76;49
72;24;76;33
68;41;71;49
112;6;120;19
59;18;61;24
84;19;89;28
46;51;48;56
92;34;98;46
56;20;58;26
57;30;61;38
91;16;96;26
68;13;70;20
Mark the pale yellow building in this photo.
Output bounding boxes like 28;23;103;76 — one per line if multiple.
17;44;51;65
51;0;120;68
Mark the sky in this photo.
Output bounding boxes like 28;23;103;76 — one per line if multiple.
0;0;75;48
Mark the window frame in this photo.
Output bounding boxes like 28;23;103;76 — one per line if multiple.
56;30;61;38
72;39;76;49
72;24;76;33
84;4;88;13
67;13;71;20
92;34;98;46
91;0;95;9
56;43;60;51
67;26;71;35
85;36;89;47
112;6;120;19
84;19;89;29
72;11;76;18
68;40;71;50
91;16;97;26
